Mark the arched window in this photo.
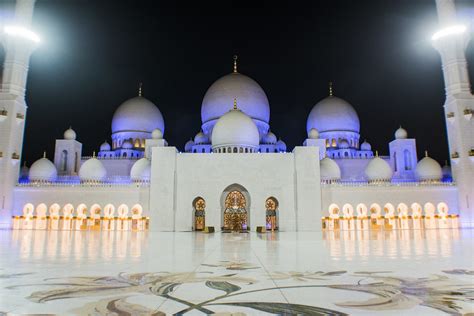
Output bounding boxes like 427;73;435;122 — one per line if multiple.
233;147;237;153
266;148;269;153
123;152;127;158
223;148;226;153
344;151;349;157
228;147;231;153
74;152;78;172
326;139;330;148
331;139;336;147
239;147;243;153
61;150;68;172
394;152;398;172
202;148;205;153
245;148;248;153
404;149;411;170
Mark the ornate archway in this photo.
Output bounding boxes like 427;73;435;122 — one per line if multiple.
265;197;279;231
193;197;206;231
223;190;248;231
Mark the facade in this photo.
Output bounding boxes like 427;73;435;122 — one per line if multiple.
0;0;472;231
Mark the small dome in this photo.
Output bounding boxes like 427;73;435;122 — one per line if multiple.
112;96;165;135
100;141;111;152
339;139;350;149
360;140;371;151
79;157;107;183
307;96;360;134
194;131;209;144
320;157;341;181
151;128;163;139
29;156;57;182
211;107;260;149
201;72;270;126
64;127;76;140
277;139;287;152
308;128;319;139
365;156;393;182
122;140;133;149
184;139;194;152
395;126;408;139
263;131;277;144
416;154;442;181
130;158;151;182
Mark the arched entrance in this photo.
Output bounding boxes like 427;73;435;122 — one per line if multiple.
265;197;278;231
193;197;206;231
221;184;250;232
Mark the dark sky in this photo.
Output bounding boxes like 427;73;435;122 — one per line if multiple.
2;0;473;165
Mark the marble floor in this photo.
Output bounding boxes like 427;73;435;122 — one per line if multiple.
0;229;473;315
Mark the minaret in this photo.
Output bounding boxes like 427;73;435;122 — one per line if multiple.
0;0;38;227
432;0;473;225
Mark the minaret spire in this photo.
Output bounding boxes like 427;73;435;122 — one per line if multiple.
233;98;238;110
138;82;143;97
233;55;238;73
329;81;333;96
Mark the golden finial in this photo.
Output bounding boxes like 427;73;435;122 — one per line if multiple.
233;98;238;110
138;82;143;97
425;150;428;157
329;81;333;96
233;55;238;73
375;150;379;157
43;151;46;158
93;151;96;158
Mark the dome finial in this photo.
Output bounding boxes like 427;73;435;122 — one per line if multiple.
93;151;96;158
425;150;428;157
138;82;143;97
329;81;333;96
233;98;238;110
375;150;379;157
233;55;238;73
43;151;46;158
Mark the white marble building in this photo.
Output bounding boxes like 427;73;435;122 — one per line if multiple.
0;0;472;231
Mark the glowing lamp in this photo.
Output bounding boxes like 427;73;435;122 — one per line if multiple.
3;25;40;43
431;24;467;41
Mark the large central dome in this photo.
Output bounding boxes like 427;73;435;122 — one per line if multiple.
201;72;270;136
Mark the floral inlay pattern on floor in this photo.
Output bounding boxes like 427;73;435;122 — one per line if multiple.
5;264;473;315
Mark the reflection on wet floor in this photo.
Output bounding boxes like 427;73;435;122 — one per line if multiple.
323;229;461;260
5;228;463;263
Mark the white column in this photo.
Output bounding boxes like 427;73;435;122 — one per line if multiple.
433;0;474;225
0;0;37;227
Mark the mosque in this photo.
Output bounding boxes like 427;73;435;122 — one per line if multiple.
0;0;472;232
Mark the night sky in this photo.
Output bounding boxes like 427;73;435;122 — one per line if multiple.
2;0;474;165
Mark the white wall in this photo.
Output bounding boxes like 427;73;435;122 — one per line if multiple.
149;146;324;232
173;151;297;232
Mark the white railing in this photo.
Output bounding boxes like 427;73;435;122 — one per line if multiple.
321;181;455;188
